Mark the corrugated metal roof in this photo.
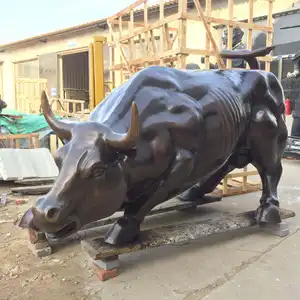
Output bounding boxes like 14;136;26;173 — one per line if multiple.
0;148;58;180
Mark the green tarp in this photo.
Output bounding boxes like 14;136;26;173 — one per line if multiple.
0;108;62;134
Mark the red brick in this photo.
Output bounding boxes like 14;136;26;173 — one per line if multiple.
16;199;27;205
93;266;118;281
28;229;46;244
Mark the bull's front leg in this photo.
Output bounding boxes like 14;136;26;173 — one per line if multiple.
104;148;195;245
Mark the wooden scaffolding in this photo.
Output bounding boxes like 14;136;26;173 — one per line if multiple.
105;0;274;196
106;0;274;85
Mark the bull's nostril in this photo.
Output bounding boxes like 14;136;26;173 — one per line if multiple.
45;207;60;221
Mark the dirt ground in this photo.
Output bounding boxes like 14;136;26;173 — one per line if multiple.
0;184;98;300
0;157;299;299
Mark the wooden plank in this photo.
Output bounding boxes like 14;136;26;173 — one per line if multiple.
11;184;53;195
14;177;57;186
177;0;188;68
185;14;273;32
164;24;172;50
109;48;181;70
192;0;226;69
150;30;157;55
226;0;234;69
0;133;39;140
265;0;273;72
81;208;295;260
119;16;124;84
144;1;149;68
212;182;261;197
108;13;182;47
232;177;261;187
129;9;135;64
160;0;165;65
107;21;133;75
80;195;222;231
107;0;146;22
225;170;258;179
205;0;212;69
247;0;254;51
110;49;272;70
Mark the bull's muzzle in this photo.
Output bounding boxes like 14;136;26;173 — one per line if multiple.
32;205;62;223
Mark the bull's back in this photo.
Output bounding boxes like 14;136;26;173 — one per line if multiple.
90;67;252;149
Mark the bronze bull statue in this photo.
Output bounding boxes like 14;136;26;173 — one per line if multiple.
19;46;288;246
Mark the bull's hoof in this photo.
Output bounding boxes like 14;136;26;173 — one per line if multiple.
178;187;203;202
104;216;140;246
255;203;281;225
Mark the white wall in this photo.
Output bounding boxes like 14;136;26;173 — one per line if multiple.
2;27;108;108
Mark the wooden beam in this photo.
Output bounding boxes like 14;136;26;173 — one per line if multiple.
107;21;133;74
205;0;212;69
110;20;178;32
266;0;274;72
144;1;149;67
177;0;188;68
108;13;182;47
11;184;53;195
119;16;124;84
107;0;146;22
129;9;135;69
81;196;221;231
247;0;254;51
226;0;234;69
81;208;295;261
14;177;56;186
192;0;226;69
109;47;272;70
160;0;165;65
185;14;273;32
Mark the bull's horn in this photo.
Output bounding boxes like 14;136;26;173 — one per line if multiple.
41;90;73;141
106;102;140;150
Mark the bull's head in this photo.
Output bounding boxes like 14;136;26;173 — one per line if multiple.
19;91;140;241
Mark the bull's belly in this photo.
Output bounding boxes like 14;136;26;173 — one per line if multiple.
187;134;239;187
189;155;229;186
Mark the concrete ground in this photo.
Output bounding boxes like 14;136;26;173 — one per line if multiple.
1;116;299;300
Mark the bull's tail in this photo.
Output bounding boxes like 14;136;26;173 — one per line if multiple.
220;45;275;70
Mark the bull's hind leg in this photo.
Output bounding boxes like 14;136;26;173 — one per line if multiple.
178;147;251;202
178;163;234;202
249;106;288;224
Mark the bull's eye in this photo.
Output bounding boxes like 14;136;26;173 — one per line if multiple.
87;165;106;179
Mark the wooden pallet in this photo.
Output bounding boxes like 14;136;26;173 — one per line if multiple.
0;133;39;149
212;169;262;197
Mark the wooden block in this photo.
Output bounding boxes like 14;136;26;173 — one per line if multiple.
81;208;295;261
11;184;53;195
14;177;56;186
